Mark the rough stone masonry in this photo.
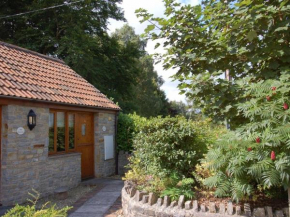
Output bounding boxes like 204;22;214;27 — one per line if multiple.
1;104;116;205
122;182;290;217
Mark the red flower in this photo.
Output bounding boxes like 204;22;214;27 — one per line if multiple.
256;137;261;143
247;147;252;152
271;151;276;161
266;96;271;101
283;103;289;110
271;87;276;91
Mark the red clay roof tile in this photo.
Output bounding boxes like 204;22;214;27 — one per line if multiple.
0;41;120;110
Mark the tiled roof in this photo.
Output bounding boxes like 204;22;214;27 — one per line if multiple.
0;41;120;110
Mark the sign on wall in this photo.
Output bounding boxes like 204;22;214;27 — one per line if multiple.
104;135;114;160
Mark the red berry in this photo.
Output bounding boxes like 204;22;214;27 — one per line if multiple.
283;103;289;110
256;137;261;143
271;151;276;161
271;87;276;91
247;147;252;152
266;96;271;101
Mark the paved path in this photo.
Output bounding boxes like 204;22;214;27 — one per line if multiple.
69;178;124;217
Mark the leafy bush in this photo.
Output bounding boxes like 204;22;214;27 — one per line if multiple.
116;113;135;152
204;73;290;201
124;115;224;198
130;116;207;178
4;191;71;217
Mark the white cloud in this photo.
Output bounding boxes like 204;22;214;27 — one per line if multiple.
108;0;200;103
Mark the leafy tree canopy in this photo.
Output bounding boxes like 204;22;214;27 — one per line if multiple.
0;2;170;117
136;0;290;128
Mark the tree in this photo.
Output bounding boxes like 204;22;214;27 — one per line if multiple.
0;0;124;56
112;24;170;117
136;0;290;128
168;101;187;117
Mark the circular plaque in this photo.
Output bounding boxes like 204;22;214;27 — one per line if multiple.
17;127;25;135
102;126;107;132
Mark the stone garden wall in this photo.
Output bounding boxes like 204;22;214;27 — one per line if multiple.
1;105;81;206
122;182;290;217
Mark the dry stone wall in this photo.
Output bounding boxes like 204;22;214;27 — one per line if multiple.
122;182;290;217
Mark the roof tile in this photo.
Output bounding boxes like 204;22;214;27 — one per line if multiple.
0;41;120;110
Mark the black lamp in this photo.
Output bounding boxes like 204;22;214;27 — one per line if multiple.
27;109;36;130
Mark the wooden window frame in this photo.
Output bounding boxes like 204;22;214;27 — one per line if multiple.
49;109;76;155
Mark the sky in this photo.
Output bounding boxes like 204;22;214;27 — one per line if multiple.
108;0;200;103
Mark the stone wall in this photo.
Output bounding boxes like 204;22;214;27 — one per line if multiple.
122;182;290;217
118;151;130;175
94;112;116;177
1;105;81;206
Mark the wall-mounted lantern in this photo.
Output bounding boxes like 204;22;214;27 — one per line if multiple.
27;109;36;131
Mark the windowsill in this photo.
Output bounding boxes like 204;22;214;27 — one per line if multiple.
48;152;82;159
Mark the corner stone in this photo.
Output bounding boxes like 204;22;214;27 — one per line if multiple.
192;200;198;212
178;195;185;209
227;202;233;215
185;201;192;210
244;203;251;217
275;210;284;217
201;204;206;212
236;205;242;215
265;206;273;217
253;208;265;217
219;203;226;214
209;202;216;213
149;192;158;206
163;196;171;208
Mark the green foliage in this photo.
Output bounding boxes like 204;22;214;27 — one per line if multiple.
116;113;135;152
130;116;207;178
4;190;71;217
204;73;290;201
161;173;195;201
124;115;224;199
136;0;290;127
0;3;169;117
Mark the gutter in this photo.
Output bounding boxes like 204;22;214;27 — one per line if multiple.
0;95;121;112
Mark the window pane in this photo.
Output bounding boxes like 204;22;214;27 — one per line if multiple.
49;113;54;152
82;124;86;136
69;114;75;149
57;112;65;152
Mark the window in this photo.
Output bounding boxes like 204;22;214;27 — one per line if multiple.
49;110;76;154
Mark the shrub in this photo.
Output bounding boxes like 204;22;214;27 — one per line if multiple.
116;113;135;152
124;115;224;198
204;73;290;201
116;113;149;152
130;116;207;178
4;191;71;217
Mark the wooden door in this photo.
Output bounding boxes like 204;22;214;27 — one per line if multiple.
75;113;94;179
0;106;1;204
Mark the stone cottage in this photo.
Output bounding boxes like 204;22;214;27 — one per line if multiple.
0;41;120;205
